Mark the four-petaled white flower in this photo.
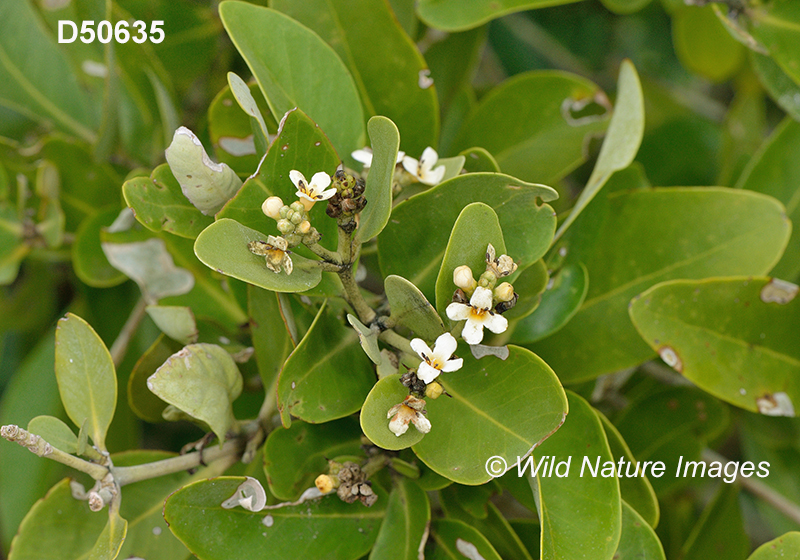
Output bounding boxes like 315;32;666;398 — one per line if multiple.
410;332;463;384
290;170;336;210
351;147;405;169
402;147;446;186
446;286;508;345
387;396;431;437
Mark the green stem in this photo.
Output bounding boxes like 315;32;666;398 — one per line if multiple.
109;297;147;368
340;268;376;325
361;454;388;478
307;242;342;265
378;329;414;357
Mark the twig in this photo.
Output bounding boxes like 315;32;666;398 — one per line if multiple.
109;297;148;368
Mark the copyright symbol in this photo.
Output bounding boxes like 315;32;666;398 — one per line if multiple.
485;455;507;478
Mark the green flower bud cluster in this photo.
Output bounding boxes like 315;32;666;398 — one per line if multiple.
262;197;321;247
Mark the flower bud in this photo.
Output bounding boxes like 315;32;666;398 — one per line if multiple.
453;265;477;292
277;219;294;234
279;205;290;219
315;474;337;493
297;220;311;234
290;211;304;225
425;381;444;399
494;282;515;302
479;270;497;290
262;196;284;220
290;201;305;213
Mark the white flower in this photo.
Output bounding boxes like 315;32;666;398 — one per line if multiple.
351;147;405;169
290;170;336;210
446;286;508;345
410;332;463;384
402;147;446;186
387;396;431;437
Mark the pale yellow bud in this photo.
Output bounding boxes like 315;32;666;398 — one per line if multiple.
262;196;284;220
453;265;477;292
297;220;311;234
315;474;336;493
425;381;444;399
494;282;515;302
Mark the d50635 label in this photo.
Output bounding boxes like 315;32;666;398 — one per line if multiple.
58;20;164;44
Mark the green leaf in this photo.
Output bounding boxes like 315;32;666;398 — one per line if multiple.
145;305;198;345
54;313;116;451
737;116;800;281
746;2;800;89
427;519;502;560
217;108;341;251
451;71;608;183
748;532;800;559
385;275;446;341
750;51;800;122
530;391;621;560
348;314;382;364
248;285;293;397
277;303;375;426
630;277;800;416
412;345;567;484
127;334;181;424
426;28;486;113
146;343;243;441
416;0;584;32
86;509;127;560
600;0;651;15
378;173;557;300
264;418;363;501
370;478;430;560
194;219;322;293
219;2;365;159
529;187;791;383
122;164;214;239
271;0;438;157
512;262;588;343
358;117;400;243
361;374;427;451
0;2;97;141
435;202;505;315
680;483;749;560
227;71;270;152
72;207;128;288
614;501;666;559
672;6;744;83
597;412;659;528
555;60;644;240
164;477;386;560
26;416;77;455
460;147;501;173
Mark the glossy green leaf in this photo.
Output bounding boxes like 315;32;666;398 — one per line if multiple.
600;0;651;14
426;28;486;113
614;501;666;559
746;2;800;89
512;262;588;343
750;51;800;122
630;277;800;416
680;483;749;560
427;519;502;560
277;303;374;426
248;285;293;396
122;164;213;239
26;416;77;455
416;0;583;32
145;305;198;345
369;477;430;560
271;0;437;156
597;412;659;528
673;6;744;83
529;188;791;383
127;334;181;423
54;313;116;451
460;147;501;173
748;532;800;559
452;71;608;184
717;84;766;187
412;345;567;484
358;117;400;243
385;275;445;343
435;202;506;315
737;116;800;281
0;1;97;141
86;509;127;560
501;259;549;321
556;60;644;240
72;207;128;288
379;173;557;300
361;374;427;451
217;108;341;250
227;72;269;151
531;391;621;560
194;219;322;293
165;477;386;560
147;343;243;441
437;155;466;182
220;2;365;158
348;314;382;365
264;418;363;500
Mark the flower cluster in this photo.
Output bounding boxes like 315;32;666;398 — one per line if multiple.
352;146;446;187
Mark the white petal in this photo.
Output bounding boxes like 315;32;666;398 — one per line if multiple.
296;190;316;202
318;187;338;201
441;357;463;373
419;147;439;172
420;164;445;186
483;312;509;334
410;338;433;359
470;287;494;310
395;151;406;164
289;170;306;189
417;362;440;384
351;148;373;166
310;172;332;191
446;302;471;321
387;403;403;419
432;332;457;360
389;414;409;436
461;319;485;345
402;156;420;176
412;413;431;434
283;255;293;275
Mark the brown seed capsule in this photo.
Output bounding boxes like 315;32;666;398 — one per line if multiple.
494;292;519;314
